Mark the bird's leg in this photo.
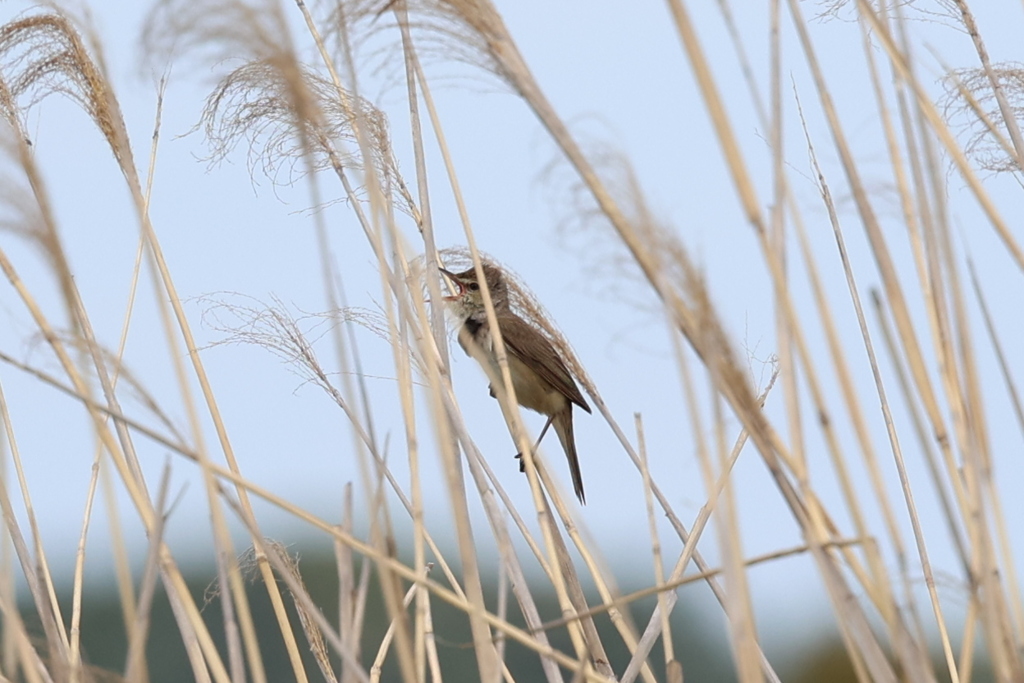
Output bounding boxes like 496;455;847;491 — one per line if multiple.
515;414;556;473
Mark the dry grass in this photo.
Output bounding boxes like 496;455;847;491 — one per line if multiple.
0;0;1019;681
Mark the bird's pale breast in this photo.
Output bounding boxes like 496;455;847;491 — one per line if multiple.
462;320;569;416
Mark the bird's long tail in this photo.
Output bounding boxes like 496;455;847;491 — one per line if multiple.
552;408;585;504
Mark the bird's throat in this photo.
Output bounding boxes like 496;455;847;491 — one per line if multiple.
462;315;485;338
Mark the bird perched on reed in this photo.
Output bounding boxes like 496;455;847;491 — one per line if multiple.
440;263;592;503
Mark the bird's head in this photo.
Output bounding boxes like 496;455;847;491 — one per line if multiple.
439;264;509;320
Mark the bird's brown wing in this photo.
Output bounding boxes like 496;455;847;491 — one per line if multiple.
498;313;591;413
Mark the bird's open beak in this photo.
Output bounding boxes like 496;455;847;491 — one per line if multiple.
438;268;464;300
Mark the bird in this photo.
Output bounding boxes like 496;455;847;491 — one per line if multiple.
440;263;592;504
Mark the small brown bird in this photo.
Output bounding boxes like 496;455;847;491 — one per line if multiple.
440;264;592;503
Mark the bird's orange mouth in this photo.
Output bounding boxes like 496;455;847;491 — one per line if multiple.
438;268;464;300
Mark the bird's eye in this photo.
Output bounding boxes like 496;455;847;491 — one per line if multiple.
468;282;480;291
